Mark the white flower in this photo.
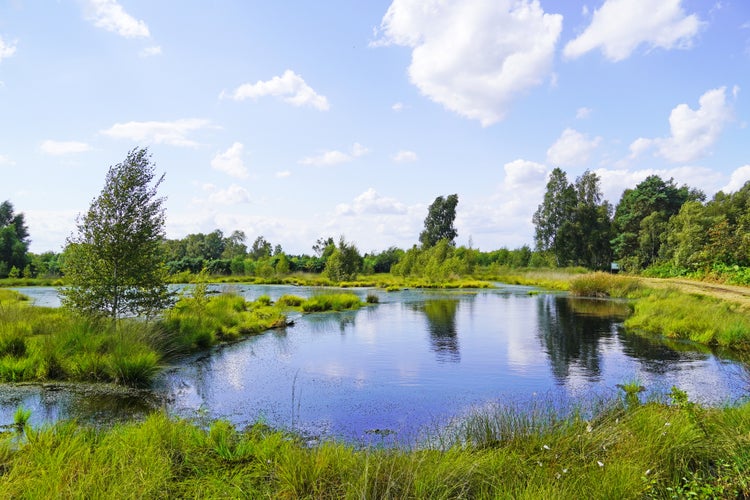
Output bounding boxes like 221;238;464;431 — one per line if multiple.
598;461;604;467
543;444;551;450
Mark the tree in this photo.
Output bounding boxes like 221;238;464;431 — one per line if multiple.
0;201;30;278
249;236;272;260
61;148;171;321
420;194;458;248
324;237;363;281
611;175;699;268
532;169;612;269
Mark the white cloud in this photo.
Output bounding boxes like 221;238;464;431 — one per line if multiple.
576;107;592;119
0;154;15;165
139;46;162;57
0;35;17;62
211;142;248;179
546;128;601;167
721;165;750;193
392;102;405;111
629;87;733;163
336;188;407;216
564;0;702;61
199;183;250;206
594;166;723;204
221;70;329;111
374;0;562;126
456;159;549;249
40;140;92;155
101;118;212;147
82;0;150;38
276;171;291;178
503;159;548;188
299;143;369;166
392;150;418;162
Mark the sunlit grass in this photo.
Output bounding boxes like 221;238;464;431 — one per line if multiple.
1;393;748;498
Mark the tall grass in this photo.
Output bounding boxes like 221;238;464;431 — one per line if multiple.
1;394;748;498
569;272;643;298
625;288;750;349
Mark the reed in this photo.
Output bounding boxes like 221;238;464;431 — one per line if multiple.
0;393;748;498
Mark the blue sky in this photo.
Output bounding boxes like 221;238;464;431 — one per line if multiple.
1;0;748;254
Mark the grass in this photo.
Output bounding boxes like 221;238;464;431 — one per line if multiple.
624;287;750;350
1;392;748;498
569;272;644;298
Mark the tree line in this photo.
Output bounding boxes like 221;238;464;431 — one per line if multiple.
532;167;750;280
3;150;749;290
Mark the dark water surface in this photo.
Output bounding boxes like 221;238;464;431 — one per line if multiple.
2;285;748;443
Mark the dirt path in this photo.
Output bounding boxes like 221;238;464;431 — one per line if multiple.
641;277;750;311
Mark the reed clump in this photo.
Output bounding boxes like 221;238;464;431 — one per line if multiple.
569;272;643;298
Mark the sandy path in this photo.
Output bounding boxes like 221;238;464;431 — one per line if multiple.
641;277;750;311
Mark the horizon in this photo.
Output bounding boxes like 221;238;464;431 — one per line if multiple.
1;1;748;255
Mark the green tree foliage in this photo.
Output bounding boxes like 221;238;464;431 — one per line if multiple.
60;148;171;320
0;201;30;278
533;169;612;269
324;237;363;281
221;230;247;259
661;181;750;271
611;175;700;269
250;236;273;260
419;194;458;248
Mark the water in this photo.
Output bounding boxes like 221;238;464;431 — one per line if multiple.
3;285;748;443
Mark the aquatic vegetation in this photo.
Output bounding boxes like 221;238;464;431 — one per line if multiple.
300;293;363;312
0;394;748;498
569;272;643;298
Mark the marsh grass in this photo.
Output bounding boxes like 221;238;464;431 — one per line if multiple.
1;394;748;498
570;272;643;298
300;293;363;312
625;288;750;349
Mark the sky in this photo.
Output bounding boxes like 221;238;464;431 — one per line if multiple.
1;0;749;255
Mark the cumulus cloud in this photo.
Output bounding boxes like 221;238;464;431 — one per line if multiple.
373;0;562;126
594;166;723;204
336;188;407;216
629;87;733;163
40;140;92;155
299;143;369;166
221;70;329;111
456;159;549;249
546;128;601;167
82;0;151;38
199;184;251;206
0;154;15;165
0;35;17;62
576;107;592;119
721;165;750;193
101;118;212;147
391;102;405;111
564;0;702;61
139;45;162;57
211;142;248;179
392;150;417;162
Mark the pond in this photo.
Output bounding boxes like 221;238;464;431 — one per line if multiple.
2;284;748;444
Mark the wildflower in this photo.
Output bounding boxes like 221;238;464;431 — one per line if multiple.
664;422;671;427
586;423;593;433
543;444;550;450
645;469;651;475
598;461;604;467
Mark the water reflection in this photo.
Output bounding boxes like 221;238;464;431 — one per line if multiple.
417;299;461;363
536;296;615;383
2;285;748;441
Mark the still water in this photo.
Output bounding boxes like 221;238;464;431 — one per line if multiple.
2;285;748;443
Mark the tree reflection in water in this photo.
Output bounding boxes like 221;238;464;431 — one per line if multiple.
536;295;616;383
422;299;461;363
